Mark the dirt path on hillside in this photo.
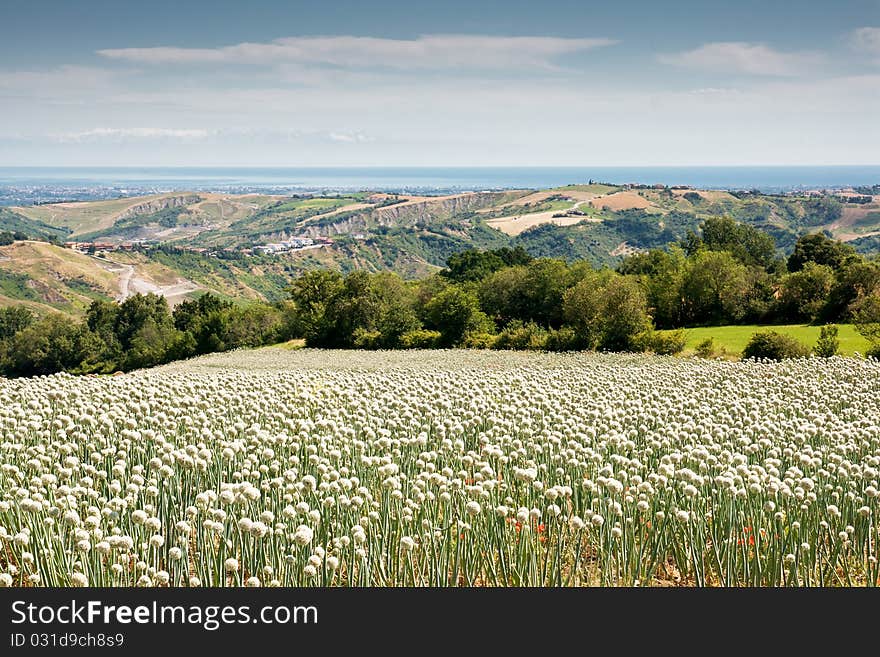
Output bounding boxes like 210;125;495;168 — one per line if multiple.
297;202;373;227
91;255;199;305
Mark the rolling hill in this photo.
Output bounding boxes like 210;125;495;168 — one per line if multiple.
0;241;122;314
3;183;879;316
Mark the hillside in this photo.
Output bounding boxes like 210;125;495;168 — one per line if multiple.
3;184;879;315
14;186;880;257
0;207;70;242
0;241;120;313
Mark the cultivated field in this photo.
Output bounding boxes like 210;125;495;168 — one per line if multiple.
589;190;658;211
486;208;589;236
1;349;878;587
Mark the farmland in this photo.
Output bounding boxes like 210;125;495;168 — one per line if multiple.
660;324;872;357
0;349;877;587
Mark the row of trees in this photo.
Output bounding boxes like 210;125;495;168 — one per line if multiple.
2;217;879;376
0;230;30;246
0;294;294;376
286;264;660;353
623;218;878;328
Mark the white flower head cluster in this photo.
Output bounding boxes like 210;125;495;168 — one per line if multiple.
0;349;877;587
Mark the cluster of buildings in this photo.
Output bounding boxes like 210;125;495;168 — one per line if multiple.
65;240;146;254
63;235;334;258
253;236;331;255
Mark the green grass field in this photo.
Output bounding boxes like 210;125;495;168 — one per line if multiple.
659;324;871;357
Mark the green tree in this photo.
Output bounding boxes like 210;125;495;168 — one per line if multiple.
679;250;750;324
813;325;839;357
739;268;778;323
124;318;180;370
370;272;421;347
562;272;651;351
313;271;382;347
561;272;608;349
84;300;123;370
478;265;529;327
777;262;836;322
821;260;880;321
636;247;687;329
287;270;344;342
221;304;286;349
0;306;34;340
442;246;532;282
309;271;421;348
684;216;776;268
598;275;652;351
852;294;880;356
113;293;175;351
173;293;235;356
518;258;574;327
424;286;491;347
86;300;118;333
787;233;858;272
5;314;86;375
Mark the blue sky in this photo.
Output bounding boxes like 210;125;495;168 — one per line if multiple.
1;0;878;166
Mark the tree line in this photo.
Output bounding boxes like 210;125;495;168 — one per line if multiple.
0;294;294;376
1;217;879;376
284;220;879;357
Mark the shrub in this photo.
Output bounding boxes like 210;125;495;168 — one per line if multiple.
741;331;810;361
852;294;880;353
545;326;579;351
461;332;498;349
352;328;383;349
813;324;839;357
695;337;715;359
398;329;442;349
493;321;548;350
425;286;492;347
640;329;687;355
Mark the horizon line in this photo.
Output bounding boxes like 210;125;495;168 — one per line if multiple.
2;164;880;169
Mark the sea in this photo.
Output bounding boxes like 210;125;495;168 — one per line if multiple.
1;166;878;205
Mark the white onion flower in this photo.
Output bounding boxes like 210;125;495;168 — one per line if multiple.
293;525;314;546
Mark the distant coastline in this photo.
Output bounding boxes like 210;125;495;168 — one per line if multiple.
1;165;879;206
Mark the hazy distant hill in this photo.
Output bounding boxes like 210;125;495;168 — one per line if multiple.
3;184;879;315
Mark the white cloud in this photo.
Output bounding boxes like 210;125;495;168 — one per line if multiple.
44;127;379;147
2;37;878;166
852;27;880;62
97;34;617;70
0;66;115;96
658;42;824;76
55;127;211;142
328;131;374;143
